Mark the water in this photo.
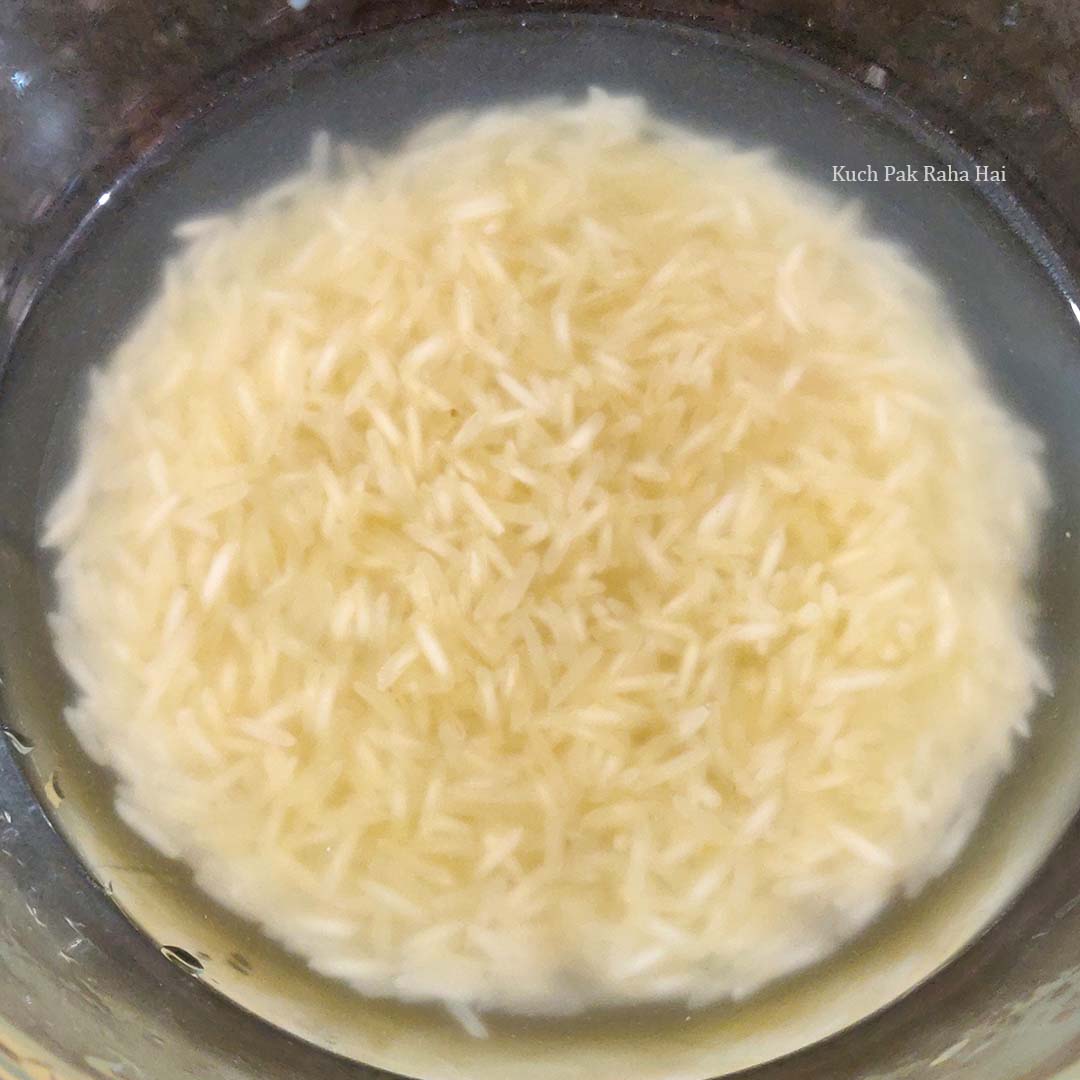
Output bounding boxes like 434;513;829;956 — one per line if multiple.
2;12;1080;1080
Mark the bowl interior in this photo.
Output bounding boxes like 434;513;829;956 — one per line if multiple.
2;11;1080;1080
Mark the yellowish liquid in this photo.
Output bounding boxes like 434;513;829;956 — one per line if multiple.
39;93;1051;1072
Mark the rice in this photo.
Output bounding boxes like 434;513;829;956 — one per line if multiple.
43;90;1049;1021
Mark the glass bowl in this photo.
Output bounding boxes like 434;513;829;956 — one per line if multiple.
2;4;1080;1079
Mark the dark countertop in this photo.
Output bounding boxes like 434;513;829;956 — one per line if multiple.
1;0;1078;326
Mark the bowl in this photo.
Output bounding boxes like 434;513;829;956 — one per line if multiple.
3;4;1080;1079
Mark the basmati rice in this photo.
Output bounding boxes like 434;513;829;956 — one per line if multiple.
44;91;1049;1021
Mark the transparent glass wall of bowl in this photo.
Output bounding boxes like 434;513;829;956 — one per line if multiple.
3;5;1080;1080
